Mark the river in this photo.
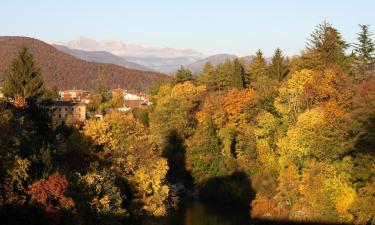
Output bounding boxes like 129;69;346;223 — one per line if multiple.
147;200;254;225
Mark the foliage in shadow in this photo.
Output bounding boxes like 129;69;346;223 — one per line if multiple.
162;130;194;187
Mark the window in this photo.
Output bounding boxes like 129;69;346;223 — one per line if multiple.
58;114;61;118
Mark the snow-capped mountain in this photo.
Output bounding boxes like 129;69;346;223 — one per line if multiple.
49;37;204;73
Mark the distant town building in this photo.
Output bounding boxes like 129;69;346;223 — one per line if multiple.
47;101;86;125
123;90;151;106
59;89;90;102
0;87;3;99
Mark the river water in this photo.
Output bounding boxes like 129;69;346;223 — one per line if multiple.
157;200;254;225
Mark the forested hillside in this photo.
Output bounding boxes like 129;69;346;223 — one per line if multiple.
0;22;374;225
0;36;166;90
147;22;375;224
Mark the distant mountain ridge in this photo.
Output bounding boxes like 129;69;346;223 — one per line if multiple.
179;54;257;74
0;36;167;90
50;37;204;73
53;45;155;72
185;54;238;73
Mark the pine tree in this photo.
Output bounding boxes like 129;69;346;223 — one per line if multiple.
215;60;233;91
174;66;193;84
245;50;269;89
231;58;245;89
269;48;289;81
199;62;216;90
3;47;45;107
304;21;349;70
354;24;375;81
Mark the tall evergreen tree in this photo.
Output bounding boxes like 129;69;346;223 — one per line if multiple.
174;66;193;84
354;24;375;81
199;62;216;90
231;58;245;89
3;47;45;107
304;21;349;70
269;48;289;81
245;50;269;89
215;60;233;91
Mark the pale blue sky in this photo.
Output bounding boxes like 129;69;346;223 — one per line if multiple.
1;0;374;56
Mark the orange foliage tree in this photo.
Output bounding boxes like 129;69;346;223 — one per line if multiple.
28;172;75;213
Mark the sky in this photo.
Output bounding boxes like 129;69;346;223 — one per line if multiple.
1;0;374;56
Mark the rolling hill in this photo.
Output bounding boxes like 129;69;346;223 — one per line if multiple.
0;36;167;90
53;44;155;72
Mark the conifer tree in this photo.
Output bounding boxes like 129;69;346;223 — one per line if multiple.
245;50;269;89
174;66;193;84
269;48;289;81
199;62;216;90
231;58;245;89
3;47;45;107
304;21;349;70
215;60;233;91
354;24;375;81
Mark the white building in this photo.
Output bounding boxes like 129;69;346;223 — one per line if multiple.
123;91;151;106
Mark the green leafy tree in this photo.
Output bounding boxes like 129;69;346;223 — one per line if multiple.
269;48;289;81
174;66;193;84
3;47;45;107
96;84;112;103
354;24;375;81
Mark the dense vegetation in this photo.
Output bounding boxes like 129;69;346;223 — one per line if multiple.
0;22;375;225
0;36;167;91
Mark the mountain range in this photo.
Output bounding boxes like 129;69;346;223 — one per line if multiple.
49;37;204;73
47;37;263;75
53;44;154;72
183;54;238;73
0;36;167;90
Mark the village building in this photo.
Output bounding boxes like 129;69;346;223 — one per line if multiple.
47;101;86;125
123;90;152;106
0;87;3;99
59;89;90;102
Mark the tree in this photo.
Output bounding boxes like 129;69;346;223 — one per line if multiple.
246;50;271;92
304;21;349;70
2;156;30;205
269;48;289;81
174;66;193;84
3;47;45;107
354;24;375;81
231;58;245;89
84;112;170;216
199;62;216;90
215;60;233;90
76;165;126;216
28;172;75;213
95;84;112;103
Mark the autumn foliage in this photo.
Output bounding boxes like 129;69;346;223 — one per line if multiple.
27;173;75;213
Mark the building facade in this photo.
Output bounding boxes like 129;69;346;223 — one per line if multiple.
47;101;86;125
